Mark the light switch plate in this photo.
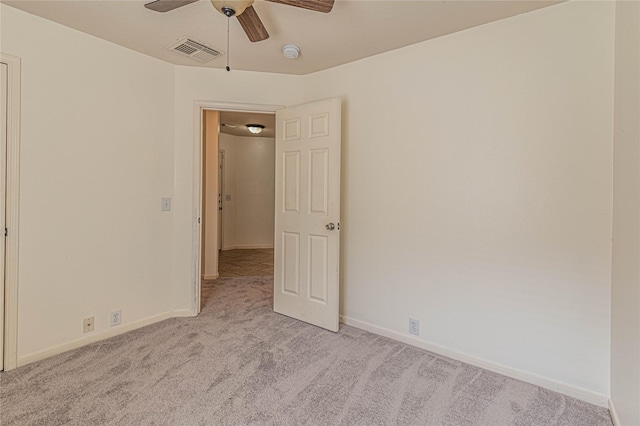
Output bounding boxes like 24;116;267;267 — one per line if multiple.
161;197;171;211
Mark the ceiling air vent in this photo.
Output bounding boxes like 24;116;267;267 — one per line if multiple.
166;37;223;63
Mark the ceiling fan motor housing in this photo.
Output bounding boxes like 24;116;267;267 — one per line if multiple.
211;0;254;16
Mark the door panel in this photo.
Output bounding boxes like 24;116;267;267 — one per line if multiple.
283;152;300;213
309;149;329;214
274;98;341;332
308;234;328;303
282;232;300;295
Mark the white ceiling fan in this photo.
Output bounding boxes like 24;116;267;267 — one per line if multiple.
144;0;334;42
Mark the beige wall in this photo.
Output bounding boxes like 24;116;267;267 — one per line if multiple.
218;134;275;250
610;1;640;424
0;5;175;361
302;1;614;399
235;136;275;249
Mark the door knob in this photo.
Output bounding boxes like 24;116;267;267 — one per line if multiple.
325;223;335;231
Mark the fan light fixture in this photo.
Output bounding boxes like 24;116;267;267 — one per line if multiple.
247;124;265;134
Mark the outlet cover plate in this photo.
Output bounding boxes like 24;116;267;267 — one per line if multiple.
110;310;122;327
409;318;419;336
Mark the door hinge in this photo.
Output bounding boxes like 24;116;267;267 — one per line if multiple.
4;227;7;237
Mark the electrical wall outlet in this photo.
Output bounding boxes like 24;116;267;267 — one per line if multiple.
110;310;122;327
409;318;420;336
83;316;94;333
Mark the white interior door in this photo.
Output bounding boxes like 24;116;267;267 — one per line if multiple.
274;98;341;332
0;62;8;370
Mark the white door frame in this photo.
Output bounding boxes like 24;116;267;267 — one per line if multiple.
192;101;283;315
1;53;21;371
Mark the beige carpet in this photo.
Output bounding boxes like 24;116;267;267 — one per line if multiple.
1;276;612;425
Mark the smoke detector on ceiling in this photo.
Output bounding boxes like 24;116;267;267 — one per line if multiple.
166;36;223;63
282;45;300;59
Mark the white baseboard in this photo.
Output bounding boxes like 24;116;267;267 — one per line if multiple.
202;273;219;280
171;309;196;318
340;315;609;408
608;399;620;425
17;311;175;367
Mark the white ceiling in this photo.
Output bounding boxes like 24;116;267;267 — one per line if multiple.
4;0;561;75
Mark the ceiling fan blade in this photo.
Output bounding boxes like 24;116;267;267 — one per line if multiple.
265;0;333;13
144;0;199;13
236;6;270;42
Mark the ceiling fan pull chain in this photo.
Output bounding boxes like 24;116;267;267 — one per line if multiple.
226;16;231;71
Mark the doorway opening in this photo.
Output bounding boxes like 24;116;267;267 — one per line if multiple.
198;106;277;310
193;98;342;332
